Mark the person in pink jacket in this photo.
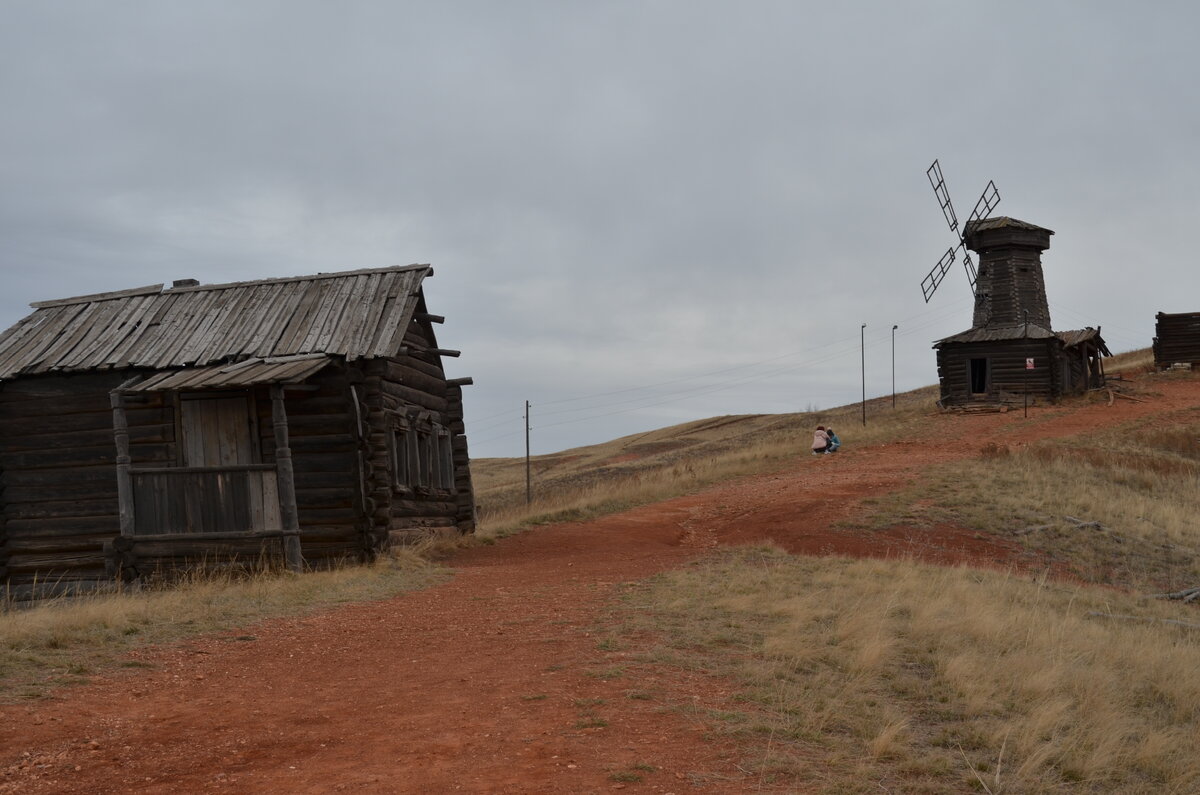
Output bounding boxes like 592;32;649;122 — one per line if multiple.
812;425;829;455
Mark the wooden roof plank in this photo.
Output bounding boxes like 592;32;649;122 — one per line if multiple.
2;306;80;373
273;281;327;355
357;271;399;356
62;293;155;369
340;272;382;359
30;283;163;309
251;283;309;358
119;293;179;367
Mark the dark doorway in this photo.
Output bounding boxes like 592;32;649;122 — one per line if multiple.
969;358;988;394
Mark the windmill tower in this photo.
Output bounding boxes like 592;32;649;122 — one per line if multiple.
921;161;1109;406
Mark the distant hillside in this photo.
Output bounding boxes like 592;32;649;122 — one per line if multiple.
470;384;940;521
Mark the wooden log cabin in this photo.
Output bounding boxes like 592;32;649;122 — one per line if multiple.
1152;311;1200;369
933;218;1110;406
0;265;474;600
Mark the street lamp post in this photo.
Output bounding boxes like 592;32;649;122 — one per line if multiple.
860;323;867;426
891;324;898;409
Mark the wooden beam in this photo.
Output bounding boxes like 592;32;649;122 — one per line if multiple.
125;529;300;542
270;385;305;573
109;383;137;538
414;312;445;324
446;377;473;387
31;284;164;308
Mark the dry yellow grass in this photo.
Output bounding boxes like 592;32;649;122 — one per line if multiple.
622;546;1200;793
0;548;445;701
865;403;1200;591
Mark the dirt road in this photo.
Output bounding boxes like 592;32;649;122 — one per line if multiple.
2;381;1195;793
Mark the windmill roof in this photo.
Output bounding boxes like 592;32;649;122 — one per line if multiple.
963;217;1054;236
0;264;432;380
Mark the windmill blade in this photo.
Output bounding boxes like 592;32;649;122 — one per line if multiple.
962;250;978;289
921;247;957;303
926;160;960;236
966;180;1000;225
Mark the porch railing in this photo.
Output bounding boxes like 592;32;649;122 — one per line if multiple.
129;464;282;536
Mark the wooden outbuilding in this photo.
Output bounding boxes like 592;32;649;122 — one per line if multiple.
933;218;1109;406
0;265;474;599
1152;311;1200;369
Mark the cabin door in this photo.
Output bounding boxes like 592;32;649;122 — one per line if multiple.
180;395;256;466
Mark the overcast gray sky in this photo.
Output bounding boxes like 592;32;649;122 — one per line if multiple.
1;1;1192;456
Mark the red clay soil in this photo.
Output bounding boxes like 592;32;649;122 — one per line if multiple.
2;379;1198;794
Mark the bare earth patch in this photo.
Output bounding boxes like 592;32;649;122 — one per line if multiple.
1;378;1197;793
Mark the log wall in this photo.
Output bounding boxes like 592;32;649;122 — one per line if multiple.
937;338;1062;406
255;371;366;568
360;319;475;548
1153;311;1200;368
0;371;171;598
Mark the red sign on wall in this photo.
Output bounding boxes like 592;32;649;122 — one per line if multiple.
1025;358;1035;370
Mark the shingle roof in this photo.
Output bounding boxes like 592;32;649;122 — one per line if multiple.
0;265;431;379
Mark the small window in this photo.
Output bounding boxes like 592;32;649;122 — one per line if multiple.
436;427;454;490
416;426;433;488
391;422;411;489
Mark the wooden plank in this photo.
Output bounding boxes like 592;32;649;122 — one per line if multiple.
194;286;258;364
119;292;181;366
50;300;126;370
33;302;121;371
357;271;398;356
65;293;156;370
368;281;412;357
251;283;308;358
338;273;380;357
30;284;163;309
271;281;325;356
3;305;84;373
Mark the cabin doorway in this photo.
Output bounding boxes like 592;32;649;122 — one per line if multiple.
180;394;257;466
969;358;988;394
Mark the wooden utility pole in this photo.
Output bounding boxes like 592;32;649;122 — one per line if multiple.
1023;311;1030;419
891;324;898;409
861;323;867;426
524;400;532;506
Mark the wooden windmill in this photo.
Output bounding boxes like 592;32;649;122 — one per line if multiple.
921;160;1110;406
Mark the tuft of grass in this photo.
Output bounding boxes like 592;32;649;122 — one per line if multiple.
0;550;446;702
619;545;1200;792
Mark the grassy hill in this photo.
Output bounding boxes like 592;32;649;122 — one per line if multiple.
471;384;941;534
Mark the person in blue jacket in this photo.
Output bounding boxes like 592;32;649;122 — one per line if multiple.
825;427;841;453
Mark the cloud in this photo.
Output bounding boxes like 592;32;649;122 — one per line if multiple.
0;1;1192;456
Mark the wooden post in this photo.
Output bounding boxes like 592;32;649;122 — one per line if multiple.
110;387;136;538
270;385;304;573
524;400;531;505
